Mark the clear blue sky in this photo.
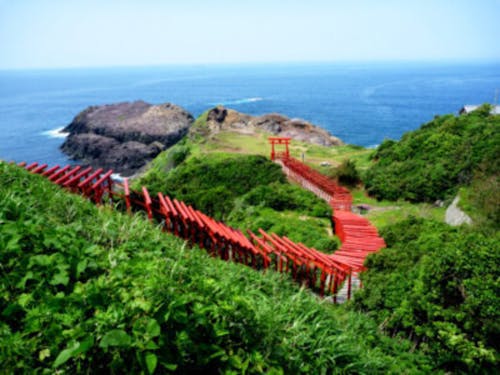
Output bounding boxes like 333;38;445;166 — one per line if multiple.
1;0;499;69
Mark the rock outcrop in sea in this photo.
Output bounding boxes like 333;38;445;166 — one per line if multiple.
195;106;343;146
61;101;194;176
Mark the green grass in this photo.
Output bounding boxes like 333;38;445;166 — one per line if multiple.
138;112;459;236
354;217;500;373
349;188;447;230
186;109;373;170
134;147;337;252
457;175;499;234
137;112;450;240
0;162;432;373
209;131;373;169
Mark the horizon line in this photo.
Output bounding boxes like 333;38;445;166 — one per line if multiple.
2;58;500;72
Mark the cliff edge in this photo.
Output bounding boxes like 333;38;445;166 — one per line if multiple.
192;106;343;146
61;101;194;176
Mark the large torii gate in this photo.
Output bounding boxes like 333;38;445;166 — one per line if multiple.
268;137;291;160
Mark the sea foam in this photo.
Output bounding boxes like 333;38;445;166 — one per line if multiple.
111;173;124;182
211;97;263;106
42;127;69;139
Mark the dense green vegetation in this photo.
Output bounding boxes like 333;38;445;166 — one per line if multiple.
3;106;498;373
324;158;361;188
364;105;500;203
227;181;337;252
0;163;431;373
138;153;286;219
353;217;499;373
353;107;500;372
459;171;500;234
135;146;337;252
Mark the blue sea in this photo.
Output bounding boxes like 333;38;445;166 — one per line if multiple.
1;62;499;166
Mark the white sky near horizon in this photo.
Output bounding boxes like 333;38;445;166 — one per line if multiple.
1;0;500;69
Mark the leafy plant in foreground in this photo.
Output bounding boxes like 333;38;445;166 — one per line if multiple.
0;163;429;373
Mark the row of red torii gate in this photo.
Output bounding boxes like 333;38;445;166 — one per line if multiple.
15;137;385;302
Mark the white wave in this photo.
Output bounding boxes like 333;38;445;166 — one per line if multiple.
366;144;379;149
111;173;124;182
211;97;263;106
42;127;69;139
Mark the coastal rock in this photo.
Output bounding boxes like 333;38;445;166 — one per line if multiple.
61;101;194;176
198;106;343;146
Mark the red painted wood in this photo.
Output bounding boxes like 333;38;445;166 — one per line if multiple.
31;163;48;174
63;167;93;187
142;186;153;220
54;166;82;185
163;195;178;217
270;140;386;300
90;170;113;191
25;162;38;171
78;168;104;189
48;165;71;181
41;165;60;177
16;155;384;302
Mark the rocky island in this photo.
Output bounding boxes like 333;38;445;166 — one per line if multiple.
61;101;194;176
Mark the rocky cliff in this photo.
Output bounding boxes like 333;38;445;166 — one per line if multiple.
193;106;343;146
61;101;194;176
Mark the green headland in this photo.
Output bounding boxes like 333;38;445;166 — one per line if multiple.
1;104;498;373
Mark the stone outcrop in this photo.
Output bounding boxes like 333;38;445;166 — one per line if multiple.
61;101;194;176
197;106;343;146
445;196;472;226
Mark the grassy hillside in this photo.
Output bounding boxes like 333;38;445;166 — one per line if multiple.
136;152;287;219
133;107;498;373
0;162;430;373
353;217;500;373
364;105;500;205
3;104;498;373
134;150;337;252
136;111;458;241
349;188;446;229
188;109;374;170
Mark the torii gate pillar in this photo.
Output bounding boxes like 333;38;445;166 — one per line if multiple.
269;137;291;160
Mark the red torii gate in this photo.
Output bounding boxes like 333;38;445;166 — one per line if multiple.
269;137;291;160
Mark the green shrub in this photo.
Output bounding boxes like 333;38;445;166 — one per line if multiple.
353;217;500;373
227;206;335;253
311;237;339;253
364;108;500;202
0;163;429;373
467;169;500;232
133;142;191;193
160;154;285;219
242;182;332;218
170;145;191;167
136;153;286;220
136;149;335;251
335;159;361;187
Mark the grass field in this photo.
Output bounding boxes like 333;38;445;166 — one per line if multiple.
194;130;373;169
349;188;447;229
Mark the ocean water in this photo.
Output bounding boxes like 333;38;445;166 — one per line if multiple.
1;62;499;166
